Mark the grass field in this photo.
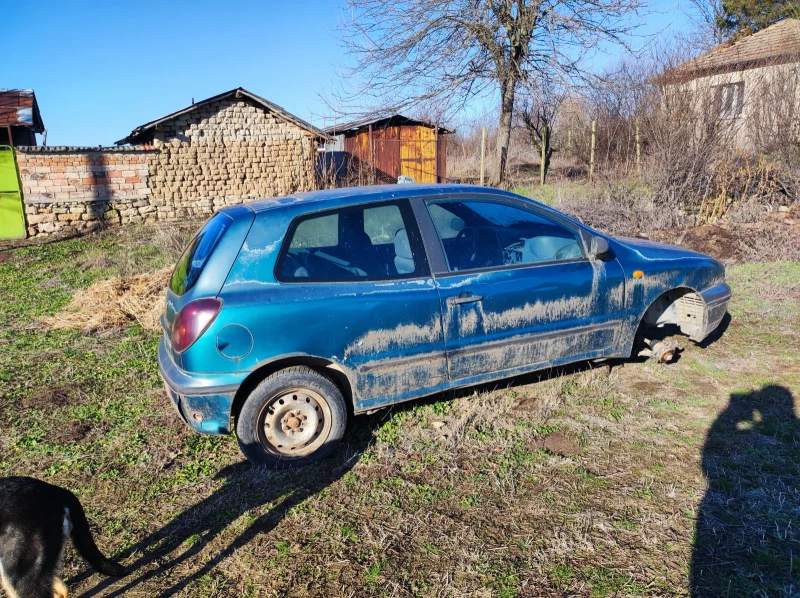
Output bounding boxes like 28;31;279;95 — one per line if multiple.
0;225;798;597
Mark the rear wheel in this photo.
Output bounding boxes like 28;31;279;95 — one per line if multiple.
235;367;347;468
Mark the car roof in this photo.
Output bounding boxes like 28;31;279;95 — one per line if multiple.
243;184;527;214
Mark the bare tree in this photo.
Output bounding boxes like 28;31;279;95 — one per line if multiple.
334;0;647;185
517;79;566;183
682;0;728;48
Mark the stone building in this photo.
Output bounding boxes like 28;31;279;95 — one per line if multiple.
117;87;328;204
662;20;800;151
13;88;329;237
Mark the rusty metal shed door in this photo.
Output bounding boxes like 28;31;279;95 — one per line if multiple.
400;126;437;183
0;146;26;239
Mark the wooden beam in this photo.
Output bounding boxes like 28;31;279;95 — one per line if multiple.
434;125;439;183
369;123;375;184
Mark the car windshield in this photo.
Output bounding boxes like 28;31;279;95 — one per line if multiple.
170;212;233;296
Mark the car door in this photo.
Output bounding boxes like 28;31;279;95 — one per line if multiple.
413;196;627;384
267;198;449;412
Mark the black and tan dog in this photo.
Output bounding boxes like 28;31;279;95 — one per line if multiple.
0;477;127;598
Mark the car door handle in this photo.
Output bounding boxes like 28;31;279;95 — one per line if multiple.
446;292;483;306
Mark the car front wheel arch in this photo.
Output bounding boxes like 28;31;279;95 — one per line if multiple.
630;286;708;353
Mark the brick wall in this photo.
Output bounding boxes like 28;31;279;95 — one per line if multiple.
16;148;158;236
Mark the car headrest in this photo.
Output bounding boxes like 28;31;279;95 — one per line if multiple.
394;228;413;260
343;228;372;250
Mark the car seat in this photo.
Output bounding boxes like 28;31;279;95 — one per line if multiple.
521;236;572;263
343;227;382;275
394;228;415;274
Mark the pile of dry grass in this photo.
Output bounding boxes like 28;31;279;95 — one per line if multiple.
44;267;172;332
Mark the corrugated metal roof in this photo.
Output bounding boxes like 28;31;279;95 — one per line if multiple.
116;87;329;145
0;89;45;132
323;114;452;136
668;19;800;80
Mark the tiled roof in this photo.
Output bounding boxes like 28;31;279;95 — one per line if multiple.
0;89;44;132
15;145;157;153
116;87;329;145
670;19;800;80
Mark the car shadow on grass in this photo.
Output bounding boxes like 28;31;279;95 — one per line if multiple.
690;384;799;596
70;410;389;598
70;329;729;597
70;360;611;597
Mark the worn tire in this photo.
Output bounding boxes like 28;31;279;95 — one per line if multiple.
235;366;347;468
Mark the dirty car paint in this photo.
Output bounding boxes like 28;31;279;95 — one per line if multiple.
157;184;732;435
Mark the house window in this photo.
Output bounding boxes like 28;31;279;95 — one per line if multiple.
715;82;744;119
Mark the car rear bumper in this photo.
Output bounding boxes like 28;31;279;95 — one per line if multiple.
699;282;732;341
158;337;245;435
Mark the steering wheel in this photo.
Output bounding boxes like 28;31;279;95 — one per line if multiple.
455;227;479;266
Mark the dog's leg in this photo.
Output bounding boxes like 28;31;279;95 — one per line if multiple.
50;510;71;598
0;557;19;598
1;580;20;598
53;577;69;598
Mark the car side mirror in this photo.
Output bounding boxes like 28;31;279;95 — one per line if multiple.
589;235;610;258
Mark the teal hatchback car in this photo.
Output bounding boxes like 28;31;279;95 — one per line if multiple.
158;184;730;467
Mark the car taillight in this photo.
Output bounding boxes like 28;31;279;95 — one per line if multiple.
171;298;222;354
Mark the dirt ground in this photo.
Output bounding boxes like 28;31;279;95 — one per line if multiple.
0;222;798;597
644;215;800;264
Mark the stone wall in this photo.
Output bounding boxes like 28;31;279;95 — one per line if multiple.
15;97;320;237
150;98;318;206
16;148;158;236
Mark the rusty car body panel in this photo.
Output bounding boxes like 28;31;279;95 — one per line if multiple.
157;184;731;436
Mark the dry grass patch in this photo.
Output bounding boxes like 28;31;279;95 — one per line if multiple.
3;227;799;597
41;266;172;332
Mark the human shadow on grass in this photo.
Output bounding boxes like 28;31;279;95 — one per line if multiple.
70;410;387;598
690;384;800;596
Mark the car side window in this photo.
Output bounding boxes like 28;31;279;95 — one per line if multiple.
425;200;585;272
290;213;338;248
277;201;428;282
427;203;465;239
364;205;406;245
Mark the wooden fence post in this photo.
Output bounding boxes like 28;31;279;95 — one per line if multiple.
589;120;596;181
635;118;641;175
567;127;572;156
480;126;486;186
540;124;547;186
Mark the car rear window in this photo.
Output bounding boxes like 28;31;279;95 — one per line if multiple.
276;201;427;282
170;212;233;296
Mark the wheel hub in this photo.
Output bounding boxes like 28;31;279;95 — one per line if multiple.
284;414;303;430
260;389;331;457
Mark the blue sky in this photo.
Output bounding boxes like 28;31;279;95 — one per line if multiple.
5;0;695;146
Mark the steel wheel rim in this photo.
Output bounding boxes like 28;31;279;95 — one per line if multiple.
257;387;332;458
